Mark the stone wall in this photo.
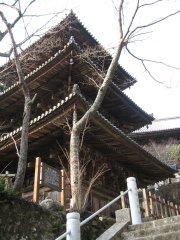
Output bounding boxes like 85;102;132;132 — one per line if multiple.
0;191;114;240
0;192;54;240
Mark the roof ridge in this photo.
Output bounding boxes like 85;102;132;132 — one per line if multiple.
154;116;180;121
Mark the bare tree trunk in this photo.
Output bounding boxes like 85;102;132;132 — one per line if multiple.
70;126;80;210
13;98;32;192
70;38;124;211
69;105;81;210
0;11;34;192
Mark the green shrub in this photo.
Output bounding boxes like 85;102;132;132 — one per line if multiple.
0;177;5;191
167;144;180;162
0;176;19;198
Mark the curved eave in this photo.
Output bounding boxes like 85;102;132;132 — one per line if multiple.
0;38;139;130
0;92;76;149
130;127;180;142
0;39;75;110
111;82;154;124
93;113;175;177
0;90;175;180
0;37;128;105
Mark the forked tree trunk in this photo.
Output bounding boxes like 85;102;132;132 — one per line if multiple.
70;38;123;211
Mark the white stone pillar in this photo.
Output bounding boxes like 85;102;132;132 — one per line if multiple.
127;177;142;225
66;212;80;240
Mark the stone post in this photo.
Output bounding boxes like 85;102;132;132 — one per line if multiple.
66;212;80;240
127;177;142;225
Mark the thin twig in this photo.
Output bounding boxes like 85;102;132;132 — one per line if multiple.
79;118;89;151
0;161;13;174
126;45;179;86
57;155;70;183
11;136;20;157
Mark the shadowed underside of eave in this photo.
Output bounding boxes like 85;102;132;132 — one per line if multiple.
0;40;153;132
0;91;175;183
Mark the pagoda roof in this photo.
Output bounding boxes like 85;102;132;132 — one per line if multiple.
0;36;153;131
0;88;175;185
0;11;135;90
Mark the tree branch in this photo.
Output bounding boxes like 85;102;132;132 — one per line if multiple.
129;9;180;40
0;0;36;42
11;136;20;157
118;0;124;38
139;0;164;9
125;45;180;86
123;0;140;40
0;11;30;98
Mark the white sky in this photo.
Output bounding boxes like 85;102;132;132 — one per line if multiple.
1;0;180;119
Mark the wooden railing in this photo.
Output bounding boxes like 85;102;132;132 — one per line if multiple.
120;188;180;219
141;189;180;218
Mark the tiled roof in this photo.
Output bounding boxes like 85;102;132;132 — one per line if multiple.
0;93;74;142
0;86;175;178
0;37;74;97
134;116;180;133
70;11;135;84
0;35;153;126
111;82;154;122
0;12;135;90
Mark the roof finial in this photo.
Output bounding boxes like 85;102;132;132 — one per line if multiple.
69;36;75;44
72;84;80;95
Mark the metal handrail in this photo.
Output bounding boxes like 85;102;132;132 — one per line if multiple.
80;189;129;227
55;189;129;240
56;230;70;240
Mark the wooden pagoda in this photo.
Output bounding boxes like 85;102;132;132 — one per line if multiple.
0;12;175;212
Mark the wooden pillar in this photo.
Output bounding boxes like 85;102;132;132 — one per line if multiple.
120;191;126;209
153;193;159;217
33;157;41;203
142;188;150;217
149;191;154;216
170;202;175;216
167;201;171;217
163;198;168;218
175;204;179;216
60;169;65;207
159;196;164;218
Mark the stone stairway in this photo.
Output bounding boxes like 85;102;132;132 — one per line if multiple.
120;215;180;240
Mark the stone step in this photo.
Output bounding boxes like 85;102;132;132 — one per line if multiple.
128;215;180;232
121;222;180;239
132;230;180;240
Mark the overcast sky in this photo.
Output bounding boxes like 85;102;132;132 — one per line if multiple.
1;0;180;119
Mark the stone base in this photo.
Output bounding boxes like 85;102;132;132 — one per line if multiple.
115;208;131;223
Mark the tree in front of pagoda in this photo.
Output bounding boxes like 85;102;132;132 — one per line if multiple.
69;0;180;212
0;11;36;192
0;1;66;193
